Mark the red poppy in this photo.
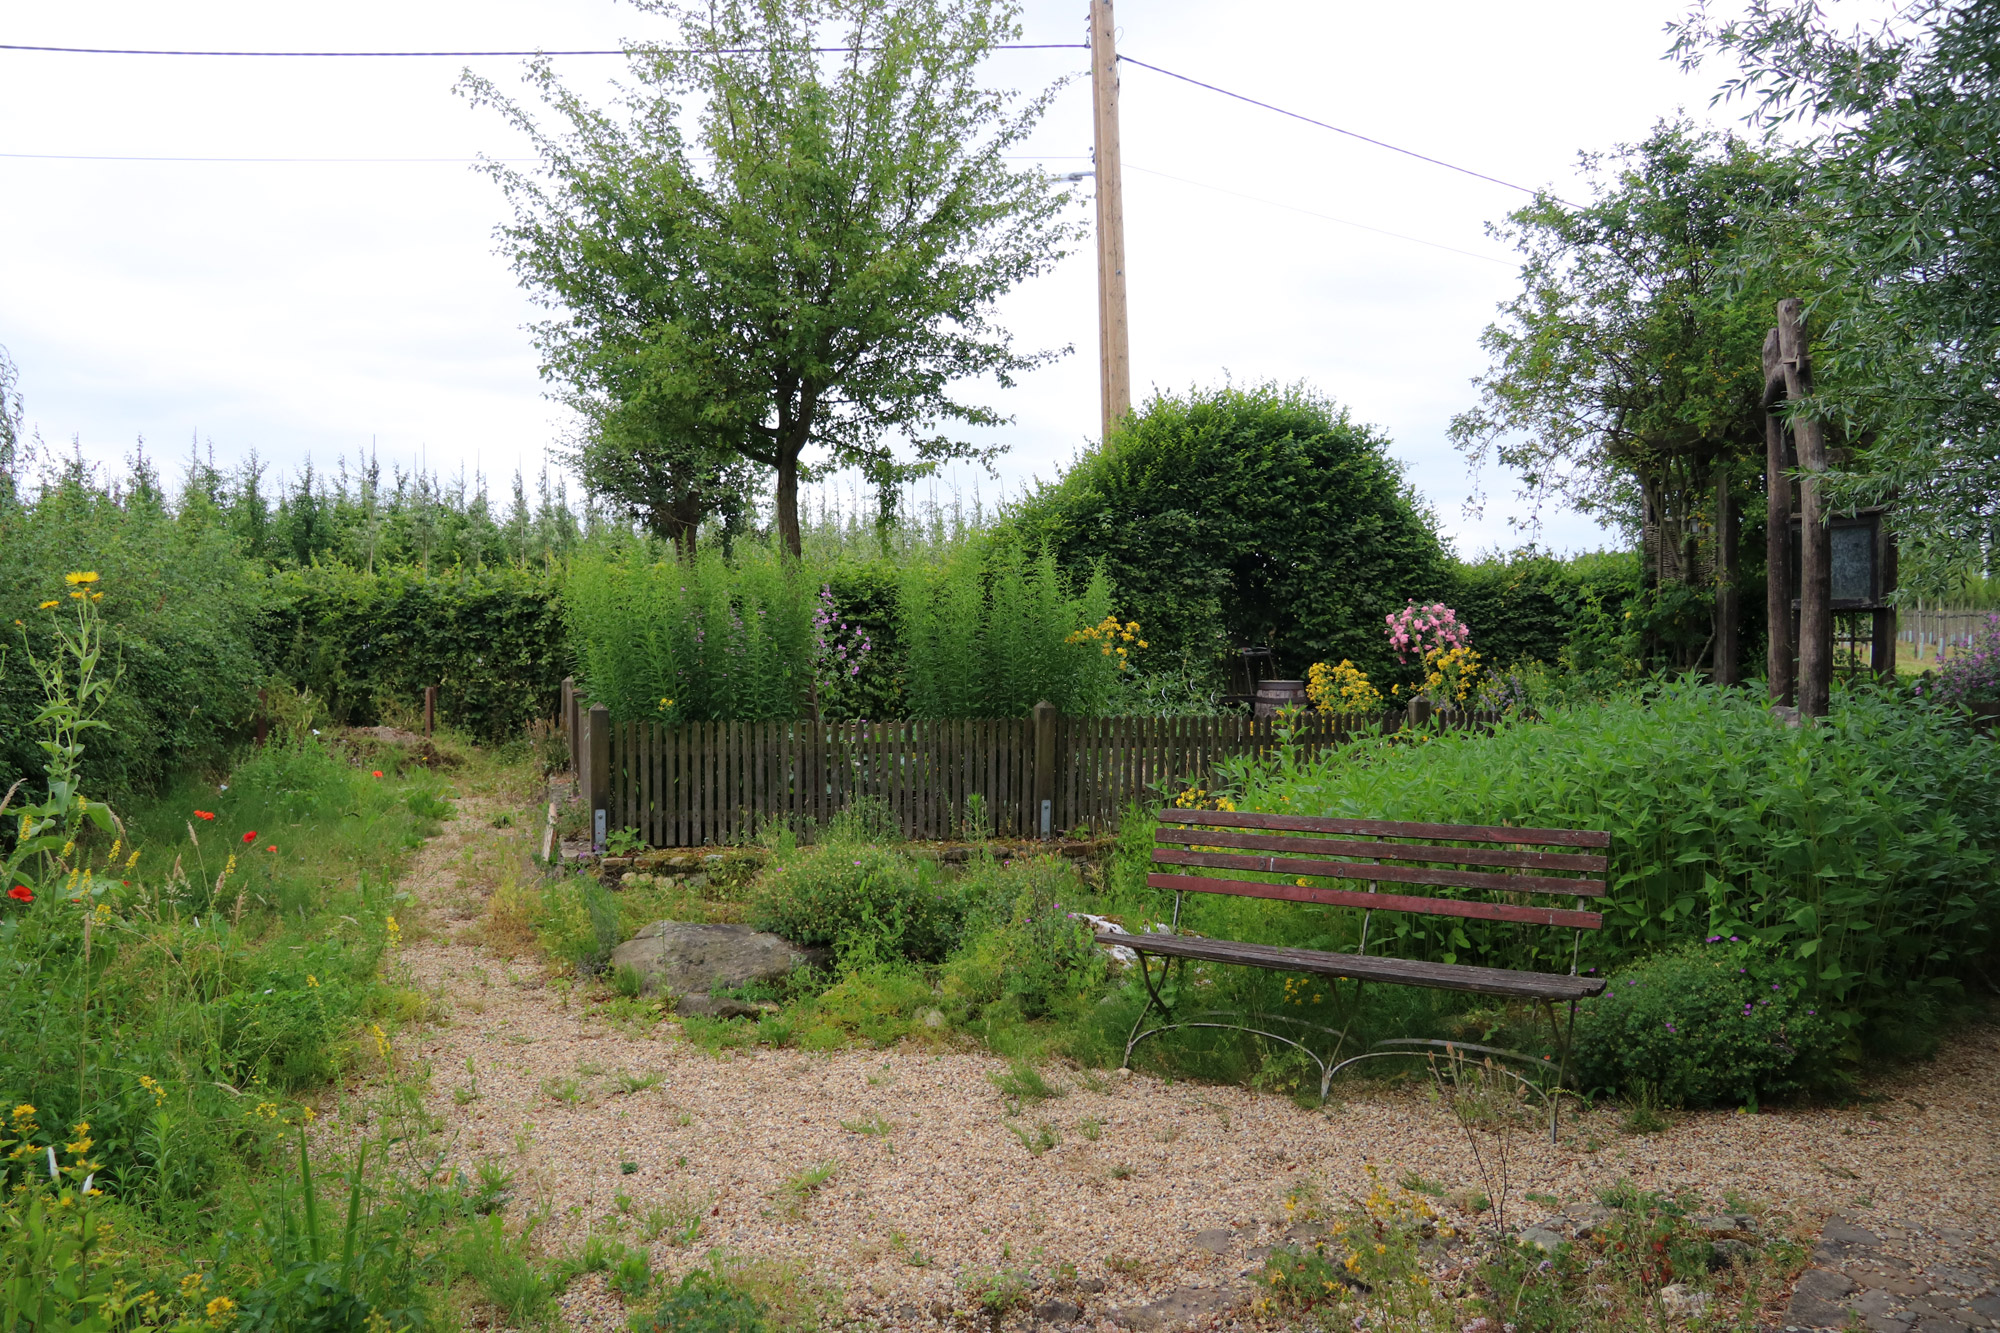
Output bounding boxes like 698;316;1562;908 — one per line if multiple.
266;845;278;853
194;810;216;821
7;886;31;903
371;770;383;779
242;830;257;844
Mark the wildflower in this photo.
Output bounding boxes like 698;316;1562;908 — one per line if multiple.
125;850;139;870
38;600;58;610
139;1075;166;1107
266;845;278;853
371;770;383;778
7;886;30;903
206;1296;237;1320
306;975;319;988
65;571;100;585
180;1273;207;1298
93;902;111;925
242;830;257;844
194;810;216;821
384;914;400;946
11;1104;34;1122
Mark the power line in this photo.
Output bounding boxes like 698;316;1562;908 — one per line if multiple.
1124;162;1510;266
1118;53;1563;203
0;151;1090;163
0;42;1085;57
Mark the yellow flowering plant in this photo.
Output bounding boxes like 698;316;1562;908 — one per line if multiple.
1306;659;1384;715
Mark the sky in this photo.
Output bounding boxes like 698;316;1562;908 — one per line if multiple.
0;0;1770;555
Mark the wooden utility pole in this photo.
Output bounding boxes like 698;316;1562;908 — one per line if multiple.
1777;299;1832;718
1089;0;1131;441
1761;329;1794;706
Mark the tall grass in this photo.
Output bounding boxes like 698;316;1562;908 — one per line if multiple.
899;544;1119;717
567;543;817;722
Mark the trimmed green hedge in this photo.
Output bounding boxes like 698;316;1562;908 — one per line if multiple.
262;564;569;740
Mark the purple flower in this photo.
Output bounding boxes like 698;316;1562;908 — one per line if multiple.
1664;1023;1676;1033
1729;935;1739;942
1707;935;1722;943
1771;982;1780;990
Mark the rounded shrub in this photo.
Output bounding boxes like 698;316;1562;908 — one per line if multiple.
750;844;967;963
1572;939;1847;1108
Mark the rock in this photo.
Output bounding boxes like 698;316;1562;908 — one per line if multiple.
1516;1226;1566;1254
1193;1228;1233;1255
1854;1289;1904;1318
1283;1222;1326;1245
1114;1067;1133;1080
1567;1205;1615;1238
1073;1278;1107;1295
1108;1286;1250;1332
1866;1316;1918;1333
674;993;774;1019
1660;1284;1710;1319
1710;1239;1757;1268
1791;1268;1862;1328
1694;1213;1759;1240
608;921;826;996
919;1007;946;1029
1913;1320;1972;1333
1826;1218;1886;1248
1032;1298;1084;1323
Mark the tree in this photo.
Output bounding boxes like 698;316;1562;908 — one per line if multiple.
462;0;1081;558
1674;0;2000;582
1449;122;1795;666
1004;382;1450;686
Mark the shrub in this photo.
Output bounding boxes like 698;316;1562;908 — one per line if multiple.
1226;680;2000;1044
749;844;966;963
943;856;1106;1022
1573;940;1846;1107
634;1265;772;1333
1919;611;2000;707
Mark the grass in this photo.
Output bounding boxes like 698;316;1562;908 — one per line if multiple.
840;1113;893;1137
1004;1121;1058;1156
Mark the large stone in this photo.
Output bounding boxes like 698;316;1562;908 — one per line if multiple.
1791;1268;1862;1328
1193;1228;1233;1255
1108;1286;1250;1331
1516;1226;1567;1254
1826;1218;1886;1248
608;921;825;996
1032;1298;1084;1323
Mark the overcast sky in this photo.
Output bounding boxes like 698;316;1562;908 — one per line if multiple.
1;0;1768;555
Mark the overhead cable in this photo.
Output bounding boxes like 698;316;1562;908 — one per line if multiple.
0;42;1085;57
1119;53;1565;203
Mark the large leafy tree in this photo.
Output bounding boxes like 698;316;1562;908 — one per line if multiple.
1004;382;1449;685
1449;123;1794;664
1674;0;2000;582
463;0;1080;558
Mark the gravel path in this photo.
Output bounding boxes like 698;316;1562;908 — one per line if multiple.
386;789;2000;1331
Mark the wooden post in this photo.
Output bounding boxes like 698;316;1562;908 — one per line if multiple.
584;704;610;852
1778;300;1832;717
1873;525;1899;679
561;677;576;772
1762;329;1794;706
1089;0;1131;441
1032;700;1058;839
1714;463;1740;686
423;685;438;736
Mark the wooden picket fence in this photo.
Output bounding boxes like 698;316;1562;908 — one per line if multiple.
560;684;1497;847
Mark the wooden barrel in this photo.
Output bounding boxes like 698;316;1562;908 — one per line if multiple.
1253;679;1307;718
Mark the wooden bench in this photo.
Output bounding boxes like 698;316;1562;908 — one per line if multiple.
1097;808;1610;1110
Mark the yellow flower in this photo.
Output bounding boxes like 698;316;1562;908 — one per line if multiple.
179;1273;207;1297
93;902;112;925
206;1296;237;1320
125;850;140;870
385;914;401;946
223;854;237;876
70;591;84;600
306;974;319;988
90;592;102;602
65;571;100;585
10;1104;34;1123
38;600;58;610
139;1075;166;1107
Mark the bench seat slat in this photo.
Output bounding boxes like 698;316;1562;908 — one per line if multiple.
1147;872;1604;929
1155;826;1608;875
1098;931;1606;1000
1159;808;1612;849
1152;849;1605;899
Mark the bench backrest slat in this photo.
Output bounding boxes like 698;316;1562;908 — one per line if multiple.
1157;808;1612;849
1151;808;1609;932
1147;872;1603;930
1152;847;1606;899
1155;826;1609;875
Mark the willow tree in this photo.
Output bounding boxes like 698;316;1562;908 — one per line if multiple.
1450;122;1795;669
462;0;1081;557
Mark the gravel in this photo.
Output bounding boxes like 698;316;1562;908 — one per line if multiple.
385;793;2000;1332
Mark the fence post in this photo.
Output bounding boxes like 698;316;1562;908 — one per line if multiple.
584;704;611;853
1033;700;1057;839
423;686;438;736
561;677;576;772
1405;699;1432;730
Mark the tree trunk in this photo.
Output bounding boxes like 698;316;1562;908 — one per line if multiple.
775;445;803;559
1779;299;1832;718
1762;328;1794;707
1714;463;1740;685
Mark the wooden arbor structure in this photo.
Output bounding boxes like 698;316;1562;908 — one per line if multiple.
1763;299;1896;715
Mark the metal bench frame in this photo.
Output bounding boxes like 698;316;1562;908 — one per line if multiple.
1100;809;1610;1133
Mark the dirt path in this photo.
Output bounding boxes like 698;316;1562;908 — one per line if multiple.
390;787;2000;1332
